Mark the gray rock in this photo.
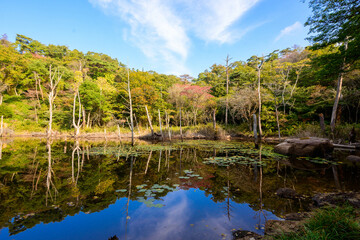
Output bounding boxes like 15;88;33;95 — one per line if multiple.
275;188;299;199
265;220;304;237
284;212;312;221
346;155;360;163
313;192;360;208
232;230;262;240
274;137;333;157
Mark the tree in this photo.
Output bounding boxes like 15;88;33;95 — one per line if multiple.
72;71;83;136
225;55;232;126
228;88;258;131
248;55;265;139
305;0;360;132
47;65;63;137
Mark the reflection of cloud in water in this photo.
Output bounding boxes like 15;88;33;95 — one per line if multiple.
128;190;189;240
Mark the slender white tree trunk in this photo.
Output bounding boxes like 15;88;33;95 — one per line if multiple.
330;41;348;133
158;109;163;139
72;91;82;137
145;105;154;137
127;68;134;146
0;115;3;137
225;55;231;126
47;65;62;138
179;107;183;141
257;62;263;139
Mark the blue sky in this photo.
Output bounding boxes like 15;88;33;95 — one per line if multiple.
1;0;312;77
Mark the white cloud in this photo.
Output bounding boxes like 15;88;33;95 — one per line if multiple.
89;0;261;75
275;21;302;42
181;0;261;43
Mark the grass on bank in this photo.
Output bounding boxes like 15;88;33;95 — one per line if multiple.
274;206;360;240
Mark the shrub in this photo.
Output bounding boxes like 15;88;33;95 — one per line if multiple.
274;206;360;240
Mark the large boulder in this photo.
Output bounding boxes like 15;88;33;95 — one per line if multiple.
274;137;333;157
313;192;360;208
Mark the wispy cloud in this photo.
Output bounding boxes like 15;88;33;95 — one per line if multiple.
275;21;302;42
89;0;260;75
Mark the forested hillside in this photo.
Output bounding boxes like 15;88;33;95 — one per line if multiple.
0;31;359;138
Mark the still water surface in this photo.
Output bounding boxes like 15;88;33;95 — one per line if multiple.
0;139;359;239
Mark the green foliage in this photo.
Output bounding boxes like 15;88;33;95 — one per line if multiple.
0;104;13;118
1;32;360;138
275;206;360;240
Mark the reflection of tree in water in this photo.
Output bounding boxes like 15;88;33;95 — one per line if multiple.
45;139;58;206
254;145;266;231
71;140;82;186
1;140;360;237
124;155;134;240
222;166;234;221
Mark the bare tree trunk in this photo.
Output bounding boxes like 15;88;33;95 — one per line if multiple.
87;112;91;128
275;105;281;139
133;113;140;135
257;62;263;139
281;68;290;114
179;107;183;141
0;115;3;137
165;110;171;140
127;68;134;146
253;114;258;148
145;105;154;137
48;96;53;137
319;113;326;135
225;55;231;126
47;65;62;138
330;41;348;133
72;91;82;137
82;108;86;128
34;72;40;106
158;109;163;139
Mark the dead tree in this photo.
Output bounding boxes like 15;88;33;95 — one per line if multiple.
47;65;62;138
158;109;163;140
330;41;348;133
145;105;154;138
72;91;82;137
225;55;232;126
257;59;264;140
127;68;134;146
165;110;171;140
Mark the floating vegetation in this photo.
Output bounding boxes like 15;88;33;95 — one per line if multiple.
203;156;267;167
299;157;339;165
134;183;180;208
115;189;127;193
181;169;203;180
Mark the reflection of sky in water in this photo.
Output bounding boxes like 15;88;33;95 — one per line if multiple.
0;189;280;240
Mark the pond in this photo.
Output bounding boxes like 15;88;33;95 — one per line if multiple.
0;139;359;240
